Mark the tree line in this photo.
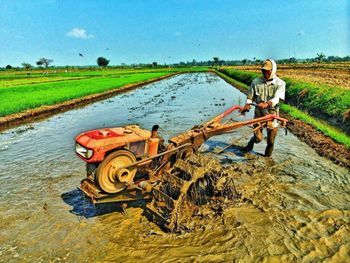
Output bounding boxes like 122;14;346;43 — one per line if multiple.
2;54;350;71
4;56;110;71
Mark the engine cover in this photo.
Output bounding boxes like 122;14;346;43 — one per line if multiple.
75;125;152;162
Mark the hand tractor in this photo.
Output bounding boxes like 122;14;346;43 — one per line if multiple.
75;105;288;231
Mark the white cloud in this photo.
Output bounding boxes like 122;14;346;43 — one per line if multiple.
66;28;94;39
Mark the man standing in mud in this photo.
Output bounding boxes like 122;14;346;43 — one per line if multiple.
242;59;285;157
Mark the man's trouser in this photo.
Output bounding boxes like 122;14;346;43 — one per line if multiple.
246;124;278;157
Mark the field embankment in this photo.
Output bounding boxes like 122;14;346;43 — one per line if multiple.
217;67;350;134
215;68;350;168
0;67;208;130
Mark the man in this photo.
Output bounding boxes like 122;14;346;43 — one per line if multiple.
242;59;285;157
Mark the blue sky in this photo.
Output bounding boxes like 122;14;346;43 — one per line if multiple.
0;0;349;67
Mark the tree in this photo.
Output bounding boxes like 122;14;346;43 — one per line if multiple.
21;62;32;70
5;65;12;70
22;62;32;74
253;57;262;65
36;58;53;68
97;57;110;67
316;53;326;63
289;57;297;63
213;57;219;66
152;62;157;68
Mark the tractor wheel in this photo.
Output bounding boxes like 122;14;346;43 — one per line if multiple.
96;149;137;193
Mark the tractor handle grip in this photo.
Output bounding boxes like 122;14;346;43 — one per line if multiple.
246;102;276;111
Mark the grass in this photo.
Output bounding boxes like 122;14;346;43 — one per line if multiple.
283;77;350;117
281;104;350;148
0;67;209;117
215;69;350;148
219;68;259;85
0;76;89;88
213;70;249;90
0;72;166;116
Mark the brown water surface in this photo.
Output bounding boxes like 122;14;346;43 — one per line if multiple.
0;73;349;262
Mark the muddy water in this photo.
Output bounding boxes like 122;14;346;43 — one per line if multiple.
0;73;349;262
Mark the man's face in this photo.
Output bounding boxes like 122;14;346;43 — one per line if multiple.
262;69;272;80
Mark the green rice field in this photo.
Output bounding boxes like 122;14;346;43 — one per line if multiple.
0;67;208;116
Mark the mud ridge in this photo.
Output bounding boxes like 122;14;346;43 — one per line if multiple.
0;73;179;132
213;71;350;170
284;115;350;169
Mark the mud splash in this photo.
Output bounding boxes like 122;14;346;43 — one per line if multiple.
170;153;350;262
0;73;349;262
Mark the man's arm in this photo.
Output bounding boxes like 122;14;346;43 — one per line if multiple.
246;81;255;105
269;80;285;107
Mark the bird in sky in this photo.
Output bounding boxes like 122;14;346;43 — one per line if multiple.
79;53;84;57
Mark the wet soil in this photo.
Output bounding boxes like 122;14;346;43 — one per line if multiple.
162;154;350;262
283;115;350;169
0;73;349;262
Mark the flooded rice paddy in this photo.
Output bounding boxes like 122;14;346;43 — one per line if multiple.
0;73;349;262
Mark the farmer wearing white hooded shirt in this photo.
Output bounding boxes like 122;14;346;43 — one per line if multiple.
242;59;286;157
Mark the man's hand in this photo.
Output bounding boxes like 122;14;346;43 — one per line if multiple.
258;102;270;109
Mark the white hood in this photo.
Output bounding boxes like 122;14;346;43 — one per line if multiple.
267;59;277;81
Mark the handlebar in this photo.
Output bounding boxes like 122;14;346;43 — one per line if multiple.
204;104;288;128
241;102;276;112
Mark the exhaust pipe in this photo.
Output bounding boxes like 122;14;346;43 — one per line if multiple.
149;125;160;157
151;125;159;138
